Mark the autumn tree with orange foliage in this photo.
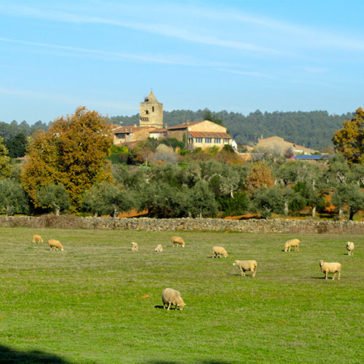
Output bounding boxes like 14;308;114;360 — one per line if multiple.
332;107;364;164
21;107;113;210
245;161;275;195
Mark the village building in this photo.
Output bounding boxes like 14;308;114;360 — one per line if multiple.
168;120;233;150
255;136;318;156
112;91;234;150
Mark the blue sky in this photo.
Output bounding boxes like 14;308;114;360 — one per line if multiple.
0;0;364;123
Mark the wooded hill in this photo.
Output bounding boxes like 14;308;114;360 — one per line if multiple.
110;109;352;150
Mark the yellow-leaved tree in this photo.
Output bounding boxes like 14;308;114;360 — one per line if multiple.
21;107;113;210
332;107;364;164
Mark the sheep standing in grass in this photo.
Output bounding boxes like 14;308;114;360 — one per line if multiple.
162;288;185;310
346;241;355;256
154;244;163;253
212;246;228;258
32;234;43;244
284;238;301;252
171;236;185;248
131;242;139;252
319;260;341;280
233;260;258;277
48;239;64;251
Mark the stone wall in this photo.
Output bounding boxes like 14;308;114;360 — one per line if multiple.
1;216;364;234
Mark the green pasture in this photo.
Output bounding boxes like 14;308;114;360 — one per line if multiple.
0;227;363;364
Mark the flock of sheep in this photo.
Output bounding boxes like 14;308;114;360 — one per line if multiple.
31;234;64;251
32;233;356;311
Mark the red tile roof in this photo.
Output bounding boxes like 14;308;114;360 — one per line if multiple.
167;120;204;130
188;131;231;138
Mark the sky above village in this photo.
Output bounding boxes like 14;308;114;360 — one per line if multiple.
1;0;364;123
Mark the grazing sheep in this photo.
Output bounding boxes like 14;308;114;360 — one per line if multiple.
162;288;185;310
154;244;163;253
346;241;355;256
233;260;258;277
171;236;185;248
32;234;44;244
212;246;228;258
48;239;64;251
319;260;341;280
284;238;301;252
131;242;139;252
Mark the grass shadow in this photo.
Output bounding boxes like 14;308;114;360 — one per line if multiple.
144;361;233;364
0;344;72;364
154;305;181;311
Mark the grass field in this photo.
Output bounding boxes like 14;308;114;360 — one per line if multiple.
0;227;363;364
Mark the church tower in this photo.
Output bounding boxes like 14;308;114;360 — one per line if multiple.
139;90;163;129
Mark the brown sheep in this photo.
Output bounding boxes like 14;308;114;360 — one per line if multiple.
32;234;44;244
48;239;64;251
284;238;301;252
131;242;139;252
212;246;228;258
233;260;258;277
171;236;185;248
319;260;341;280
162;288;185;310
346;241;355;256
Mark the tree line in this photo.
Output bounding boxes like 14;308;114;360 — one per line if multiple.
110;109;352;150
0;107;363;220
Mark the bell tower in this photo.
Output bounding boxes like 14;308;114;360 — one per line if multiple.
139;90;163;129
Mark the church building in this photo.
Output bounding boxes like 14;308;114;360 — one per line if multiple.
112;91;234;150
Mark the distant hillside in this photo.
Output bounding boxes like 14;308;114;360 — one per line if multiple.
110;109;351;150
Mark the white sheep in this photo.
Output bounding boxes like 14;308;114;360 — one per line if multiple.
319;260;341;280
346;241;355;256
212;246;228;258
48;239;64;251
131;241;139;252
162;288;185;310
154;244;163;253
284;238;301;252
32;234;44;244
171;236;185;248
233;260;258;277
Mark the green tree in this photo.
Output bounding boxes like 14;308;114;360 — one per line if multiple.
83;181;134;217
332;107;364;163
332;184;364;220
6;133;28;158
0;136;11;178
36;184;70;215
252;187;285;218
141;182;189;218
0;179;29;215
187;180;218;217
21;107;113;209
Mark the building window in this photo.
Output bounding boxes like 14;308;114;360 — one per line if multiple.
214;138;221;144
146;110;149;114
195;137;203;143
152;106;155;112
205;137;212;143
188;137;193;144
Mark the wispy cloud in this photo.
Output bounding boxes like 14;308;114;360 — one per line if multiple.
0;3;283;55
0;36;209;66
2;1;363;59
0;86;135;114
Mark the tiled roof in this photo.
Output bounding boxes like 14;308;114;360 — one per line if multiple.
167;120;204;130
188;131;231;138
113;126;154;134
